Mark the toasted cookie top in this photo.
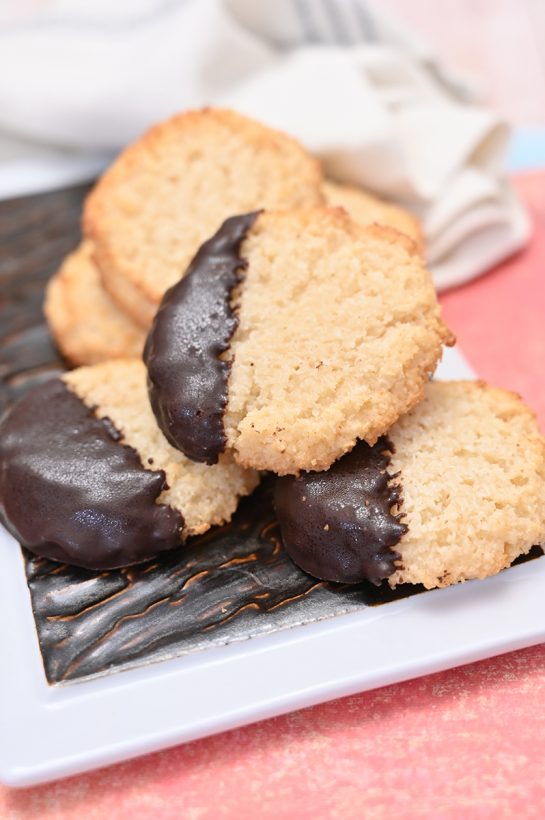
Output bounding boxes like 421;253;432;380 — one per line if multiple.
323;180;423;252
274;381;545;589
145;208;453;474
44;241;146;365
84;108;324;327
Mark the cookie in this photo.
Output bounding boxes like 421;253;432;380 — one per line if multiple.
84;108;325;328
144;207;453;475
44;242;146;365
0;360;259;569
323;180;423;252
274;380;545;589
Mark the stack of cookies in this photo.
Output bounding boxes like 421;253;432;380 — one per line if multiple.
1;108;544;591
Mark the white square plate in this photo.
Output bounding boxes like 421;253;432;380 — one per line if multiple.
2;347;544;788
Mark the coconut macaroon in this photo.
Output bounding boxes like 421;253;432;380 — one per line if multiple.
145;208;453;475
84;108;325;328
274;381;545;590
0;360;259;570
45;242;146;365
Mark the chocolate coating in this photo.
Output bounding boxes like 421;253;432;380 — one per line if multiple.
25;479;427;684
274;438;407;585
0;379;183;569
144;211;260;464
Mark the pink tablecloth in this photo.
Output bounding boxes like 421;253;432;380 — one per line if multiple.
2;172;545;819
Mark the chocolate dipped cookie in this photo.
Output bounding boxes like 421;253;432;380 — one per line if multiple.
274;381;545;589
0;360;258;569
145;207;453;475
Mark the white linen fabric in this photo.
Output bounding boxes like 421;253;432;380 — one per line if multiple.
0;0;530;289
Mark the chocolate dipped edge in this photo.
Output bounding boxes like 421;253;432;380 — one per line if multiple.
274;437;407;586
144;211;261;464
0;378;183;570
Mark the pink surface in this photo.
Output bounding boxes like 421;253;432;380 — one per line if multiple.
2;172;545;818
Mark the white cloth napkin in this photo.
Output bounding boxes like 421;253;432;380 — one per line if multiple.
0;0;530;290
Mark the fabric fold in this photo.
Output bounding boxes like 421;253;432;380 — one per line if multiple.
0;0;529;289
